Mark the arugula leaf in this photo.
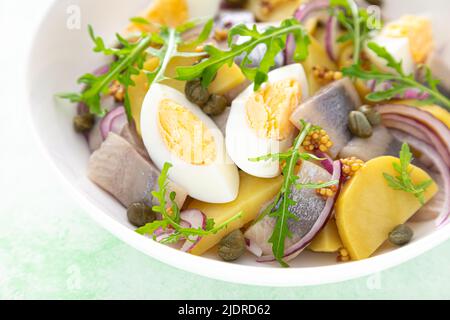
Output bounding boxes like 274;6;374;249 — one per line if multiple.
330;0;373;65
343;43;450;110
249;121;338;267
57;20;210;118
175;18;310;91
366;42;404;76
57;25;154;117
136;162;243;244
383;143;433;205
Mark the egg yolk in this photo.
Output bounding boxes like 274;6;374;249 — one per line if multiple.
158;99;216;165
246;79;302;140
382;15;434;63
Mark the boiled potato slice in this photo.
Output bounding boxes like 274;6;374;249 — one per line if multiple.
308;219;343;253
301;37;337;95
336;156;438;260
208;63;246;96
247;0;302;22
188;171;283;255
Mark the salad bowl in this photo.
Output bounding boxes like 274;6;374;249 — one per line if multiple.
26;0;450;286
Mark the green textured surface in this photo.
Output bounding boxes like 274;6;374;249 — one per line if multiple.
1;0;450;300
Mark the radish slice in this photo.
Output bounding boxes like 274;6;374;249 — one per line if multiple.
325;15;338;62
390;131;450;227
257;160;342;263
99;106;127;140
179;209;207;252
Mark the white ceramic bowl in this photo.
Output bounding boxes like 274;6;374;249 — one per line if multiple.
26;0;450;286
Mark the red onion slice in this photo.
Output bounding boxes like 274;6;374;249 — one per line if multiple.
390;131;450;227
257;160;342;263
99;106;127;140
376;104;450;166
325;15;338;62
382;114;450;167
179;209;207;252
314;150;334;174
285;0;331;65
294;0;330;22
245;238;263;257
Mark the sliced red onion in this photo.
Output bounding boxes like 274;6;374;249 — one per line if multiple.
294;0;330;22
314;150;334;174
390;131;450;227
155;230;175;243
257;160;342;263
245;238;263;258
99;106;127;140
376;104;450;166
382;114;450;167
325;15;338;62
179;209;207;252
401;88;430;100
285;0;331;65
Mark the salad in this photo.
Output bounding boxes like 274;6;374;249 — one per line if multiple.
58;0;450;267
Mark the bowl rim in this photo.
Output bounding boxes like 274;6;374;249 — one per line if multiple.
24;0;450;287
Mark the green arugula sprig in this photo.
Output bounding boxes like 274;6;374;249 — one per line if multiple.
175;18;311;91
342;42;450;110
249;121;338;267
330;0;375;65
136;163;243;245
383;143;433;205
57;20;212;118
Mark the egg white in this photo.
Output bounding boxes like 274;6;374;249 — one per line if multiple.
225;64;309;178
140;83;239;203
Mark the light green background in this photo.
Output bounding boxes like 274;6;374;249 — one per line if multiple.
1;0;449;300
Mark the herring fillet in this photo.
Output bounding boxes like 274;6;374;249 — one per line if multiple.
87;133;187;209
245;161;331;260
290;78;361;158
339;126;403;161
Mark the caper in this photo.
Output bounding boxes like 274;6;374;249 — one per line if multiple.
185;79;211;107
389;224;413;246
202;94;228;116
358;105;381;126
218;230;246;262
224;0;248;8
127;202;156;227
365;0;383;7
348;111;373;138
73;113;95;133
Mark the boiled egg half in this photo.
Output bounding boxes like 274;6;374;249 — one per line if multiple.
225;64;309;178
140;83;239;203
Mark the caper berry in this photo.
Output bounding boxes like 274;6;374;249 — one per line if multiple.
127;202;156;227
218;230;246;262
358;105;381;126
185;79;211;107
389;224;413;246
202;94;228;116
224;0;248;8
348;111;373;138
73;113;95;133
